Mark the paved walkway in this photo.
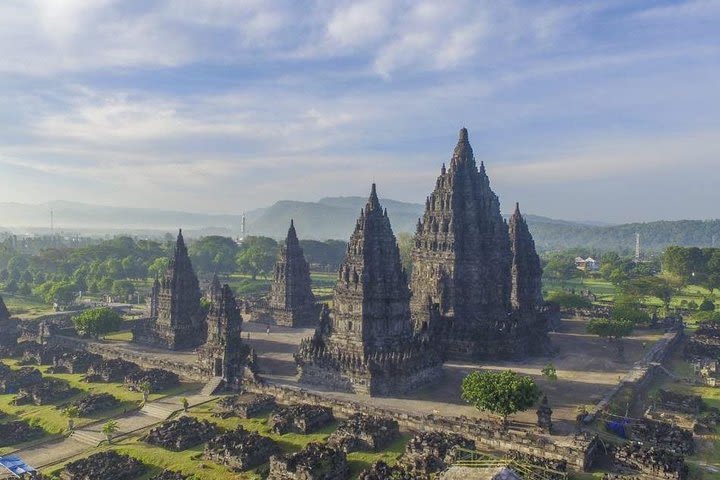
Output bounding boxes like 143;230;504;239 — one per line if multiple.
12;391;213;470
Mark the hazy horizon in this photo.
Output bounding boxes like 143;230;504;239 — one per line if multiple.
0;1;718;223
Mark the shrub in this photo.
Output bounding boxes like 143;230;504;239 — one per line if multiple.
546;291;592;309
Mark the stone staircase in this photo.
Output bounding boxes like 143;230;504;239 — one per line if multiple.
70;428;104;446
140;401;178;420
200;377;224;397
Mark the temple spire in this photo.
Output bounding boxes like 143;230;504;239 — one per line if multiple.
366;183;381;212
286;219;299;247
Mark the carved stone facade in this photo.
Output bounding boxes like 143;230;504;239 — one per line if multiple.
253;220;319;327
197;276;247;386
409;128;549;360
296;184;442;396
133;230;206;350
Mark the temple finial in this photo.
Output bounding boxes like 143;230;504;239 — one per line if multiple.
459;127;468;141
367;183;381;211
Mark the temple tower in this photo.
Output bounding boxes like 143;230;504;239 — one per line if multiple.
410;128;515;359
296;184;441;396
263;220;318;326
509;203;543;313
133;229;205;350
198;276;246;386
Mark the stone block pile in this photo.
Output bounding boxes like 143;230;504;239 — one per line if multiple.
60;451;145;480
398;431;475;478
214;393;276;419
124;368;179;392
328;414;400;453
627;419;694;455
0;420;44;447
269;404;334;434
13;377;79;406
611;442;688;480
145;416;217;451
69;392;120;416
203;426;280;471
268;442;349;480
0;365;42;393
86;358;141;382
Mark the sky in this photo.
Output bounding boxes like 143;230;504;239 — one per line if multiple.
0;0;718;224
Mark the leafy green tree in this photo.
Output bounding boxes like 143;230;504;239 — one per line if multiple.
236;237;277;280
546;291;592;309
461;370;541;427
147;257;169;277
48;281;79;306
5;279;18;293
139;380;151;405
189;236;239;274
543;255;577;282
102;419;119;444
396;232;414;275
111;279;136;299
73;308;123;339
63;405;80;432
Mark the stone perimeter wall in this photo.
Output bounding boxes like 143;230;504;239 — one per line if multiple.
593;329;684;418
48;335;209;382
244;382;596;471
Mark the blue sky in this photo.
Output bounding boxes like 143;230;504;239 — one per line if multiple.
0;0;718;223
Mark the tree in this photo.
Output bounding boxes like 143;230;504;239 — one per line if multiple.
236;240;277;280
396;232;414;275
139;380;151;405
699;298;716;312
622;276;679;312
102;419;119;444
543;255;577;282
188;236;239;274
48;281;78;306
545;291;592;309
111;279;135;300
611;296;650;326
4;279;18;293
73;308;123;339
63;405;79;432
148;257;169;277
461;370;541;427
181;397;189;412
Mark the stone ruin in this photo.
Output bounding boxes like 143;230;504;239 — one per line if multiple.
17;342;66;366
197;276;249;387
536;395;553;433
0;295;19;349
213;392;276;419
0;365;42;394
328;414;400;453
68;392;120;416
296;184;442;396
133;230;207;350
124;368;180;392
145;416;217;451
252;220;320;327
86;358;141;383
626;418;694;455
13;377;79;406
51;350;103;374
655;389;704;415
150;471;188;480
0;420;44;447
268;442;349;480
204;426;280;471
610;442;688;480
358;461;414;480
684;320;720;361
60;451;145;480
409;129;550;360
398;431;475;478
269;404;334;434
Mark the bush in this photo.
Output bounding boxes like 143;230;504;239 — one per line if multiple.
546;291;592;309
689;311;720;323
612;303;650;326
73;308;123;339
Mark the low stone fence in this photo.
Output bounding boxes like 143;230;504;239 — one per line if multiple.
594;329;684;417
245;383;598;471
48;335;208;382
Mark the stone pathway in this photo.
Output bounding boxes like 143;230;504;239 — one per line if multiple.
10;390;214;470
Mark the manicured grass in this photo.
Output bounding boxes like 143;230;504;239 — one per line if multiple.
0;293;56;319
103;330;134;342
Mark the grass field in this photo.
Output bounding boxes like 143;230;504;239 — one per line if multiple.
0;294;56;319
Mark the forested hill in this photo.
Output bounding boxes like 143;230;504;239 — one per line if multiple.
0;199;717;252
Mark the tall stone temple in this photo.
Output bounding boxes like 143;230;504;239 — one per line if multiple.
296;184;442;396
133;230;206;350
253;220;319;327
197;276;247;386
409;128;549;359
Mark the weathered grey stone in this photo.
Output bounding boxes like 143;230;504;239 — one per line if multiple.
204;426;280;471
328;414;400;453
296;184;442;396
61;451;145;480
268;442;349;480
145;416;217;451
133;230;206;350
214;393;276;419
269;404;333;434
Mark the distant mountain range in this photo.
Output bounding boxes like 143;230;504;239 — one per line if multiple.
0;199;718;252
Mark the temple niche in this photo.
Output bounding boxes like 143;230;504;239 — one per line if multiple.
133;230;206;350
296;184;442;396
252;220;319;327
197;276;249;388
409;128;550;360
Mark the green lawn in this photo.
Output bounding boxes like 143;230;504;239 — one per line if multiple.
0;293;56;319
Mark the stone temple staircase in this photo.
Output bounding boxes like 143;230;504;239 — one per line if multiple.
70;428;104;447
140;401;179;420
200;377;224;397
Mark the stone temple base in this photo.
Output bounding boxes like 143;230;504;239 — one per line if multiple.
132;319;206;351
251;304;320;328
436;321;552;361
298;360;442;397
